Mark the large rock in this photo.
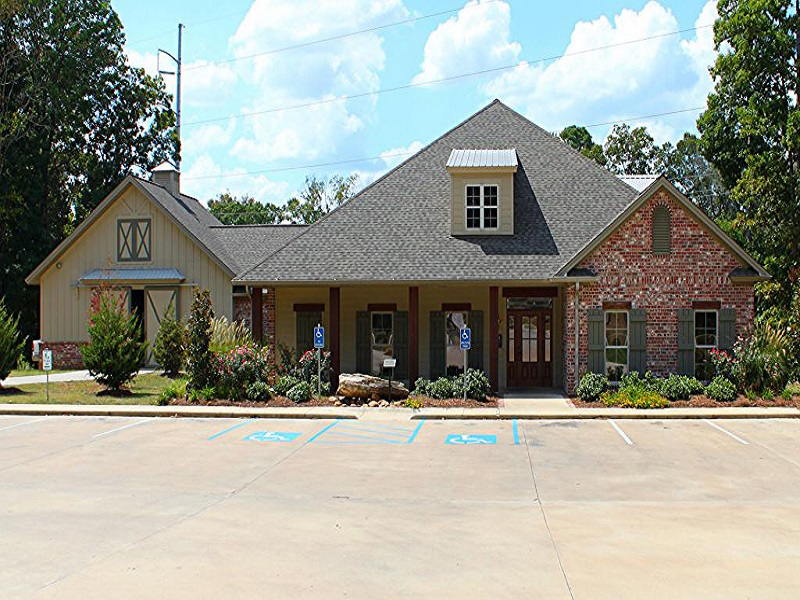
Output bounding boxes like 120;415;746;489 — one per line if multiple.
336;373;409;399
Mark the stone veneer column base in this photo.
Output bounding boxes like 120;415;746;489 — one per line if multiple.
44;342;86;369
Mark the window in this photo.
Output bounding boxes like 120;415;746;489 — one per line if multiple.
445;312;468;376
652;205;671;253
117;219;151;262
605;311;628;382
465;185;499;230
694;310;717;380
370;312;393;374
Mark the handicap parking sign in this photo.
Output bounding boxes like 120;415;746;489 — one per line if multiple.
445;434;496;445
460;327;471;350
313;326;325;349
244;431;301;443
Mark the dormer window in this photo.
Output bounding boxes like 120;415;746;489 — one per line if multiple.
466;185;499;230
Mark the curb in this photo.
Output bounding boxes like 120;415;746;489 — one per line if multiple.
0;405;359;420
411;408;800;420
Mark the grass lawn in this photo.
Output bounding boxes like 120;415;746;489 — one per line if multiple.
6;369;77;378
0;373;173;405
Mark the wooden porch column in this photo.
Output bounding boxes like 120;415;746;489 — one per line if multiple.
409;286;419;387
252;287;263;343
329;286;340;390
489;286;499;391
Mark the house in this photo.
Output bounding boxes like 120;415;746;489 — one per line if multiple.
27;100;769;394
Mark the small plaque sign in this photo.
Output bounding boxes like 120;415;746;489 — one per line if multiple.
383;358;397;369
42;349;53;371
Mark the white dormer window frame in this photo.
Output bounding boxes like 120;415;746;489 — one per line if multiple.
465;184;499;230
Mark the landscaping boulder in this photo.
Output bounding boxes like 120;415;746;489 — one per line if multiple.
336;373;409;399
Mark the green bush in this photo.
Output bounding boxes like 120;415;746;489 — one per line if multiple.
461;368;491;401
215;344;272;400
661;375;702;401
158;378;187;405
80;288;145;392
705;376;737;402
152;298;185;377
576;372;608;401
186;290;215;391
0;297;26;385
413;378;432;396
429;377;457;399
298;349;331;385
784;382;800;397
287;381;312;403
734;322;795;392
246;381;271;402
601;387;668;409
189;386;215;403
273;374;302;396
308;375;331;396
209;316;253;355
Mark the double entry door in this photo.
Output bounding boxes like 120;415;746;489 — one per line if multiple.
507;308;552;388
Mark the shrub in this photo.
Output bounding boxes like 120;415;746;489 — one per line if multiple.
404;397;423;409
215;344;273;400
412;378;432;396
186;290;214;391
429;377;457;399
210;317;253;355
189;386;215;403
80;288;145;392
246;381;272;403
152;298;185;377
461;368;491;401
576;372;608;402
298;349;331;385
661;375;702;401
762;388;774;401
705;376;737;402
0;297;26;386
784;382;800;397
734;322;795;392
158;378;187;405
273;374;302;396
710;348;740;382
287;381;312;403
601;387;668;409
309;375;331;396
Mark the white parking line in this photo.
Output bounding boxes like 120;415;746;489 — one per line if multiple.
608;419;633;445
93;418;152;439
0;417;47;432
703;419;749;445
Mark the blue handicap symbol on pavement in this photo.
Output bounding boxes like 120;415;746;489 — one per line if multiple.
244;431;301;443
460;327;471;350
314;326;325;348
445;434;496;445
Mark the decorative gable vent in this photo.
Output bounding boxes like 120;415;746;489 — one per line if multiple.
652;204;671;253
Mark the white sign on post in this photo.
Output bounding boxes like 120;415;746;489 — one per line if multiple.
383;358;396;369
42;349;53;371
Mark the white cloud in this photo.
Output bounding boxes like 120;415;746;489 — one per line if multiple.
480;1;719;145
181;154;290;204
381;140;424;168
412;0;520;84
184;120;236;154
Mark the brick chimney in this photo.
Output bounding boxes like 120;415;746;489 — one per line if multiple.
151;161;180;196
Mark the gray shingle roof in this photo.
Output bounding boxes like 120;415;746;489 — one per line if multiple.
447;148;517;169
237;100;639;284
213;225;308;273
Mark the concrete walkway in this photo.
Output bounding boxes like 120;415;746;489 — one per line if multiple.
1;369;155;387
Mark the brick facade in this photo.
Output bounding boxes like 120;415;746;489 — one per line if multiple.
44;341;86;369
232;287;276;348
563;189;755;393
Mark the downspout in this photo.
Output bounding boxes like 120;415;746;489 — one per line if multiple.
574;281;580;388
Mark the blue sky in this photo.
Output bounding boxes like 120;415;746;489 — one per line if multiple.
117;0;717;204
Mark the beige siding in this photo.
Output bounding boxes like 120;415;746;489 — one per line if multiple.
450;172;514;235
39;185;232;342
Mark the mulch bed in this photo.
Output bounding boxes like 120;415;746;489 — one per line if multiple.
570;395;800;409
169;395;498;408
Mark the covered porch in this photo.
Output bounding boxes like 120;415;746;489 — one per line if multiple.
249;282;568;393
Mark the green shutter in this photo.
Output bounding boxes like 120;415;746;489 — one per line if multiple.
629;308;647;374
719;308;736;352
295;311;321;359
356;311;370;374
429;311;446;379
588;309;604;374
677;308;694;376
393;311;409;380
652;205;671;253
468;310;484;372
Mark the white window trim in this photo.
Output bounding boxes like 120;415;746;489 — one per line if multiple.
604;310;629;382
694;310;718;378
464;184;499;231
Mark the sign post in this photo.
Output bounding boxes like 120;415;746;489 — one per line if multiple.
42;349;52;403
383;357;397;400
460;327;471;403
313;324;325;398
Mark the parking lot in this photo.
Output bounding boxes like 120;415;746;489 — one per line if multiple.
1;414;798;599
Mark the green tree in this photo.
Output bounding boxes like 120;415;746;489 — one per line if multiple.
559;125;607;166
0;0;177;348
186;289;214;391
208;193;283;225
697;0;799;316
80;288;146;393
0;297;26;386
152;298;185;377
604;124;659;175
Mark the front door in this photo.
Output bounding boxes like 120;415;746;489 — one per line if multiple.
144;288;178;366
507;309;552;387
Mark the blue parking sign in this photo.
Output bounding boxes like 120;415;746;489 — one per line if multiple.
460;327;471;350
314;326;324;349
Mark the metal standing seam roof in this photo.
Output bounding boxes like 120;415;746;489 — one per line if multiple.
446;148;518;169
79;267;185;283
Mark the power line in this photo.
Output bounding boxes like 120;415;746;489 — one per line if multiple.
127;8;251;45
585;107;705;128
183;23;713;128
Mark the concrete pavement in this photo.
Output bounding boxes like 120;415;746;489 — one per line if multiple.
1;369;155;387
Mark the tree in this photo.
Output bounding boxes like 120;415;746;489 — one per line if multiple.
559;125;607;166
186;289;214;392
0;297;25;386
697;0;800;316
80;288;146;393
152;298;185;377
603;124;659;175
208;193;283;225
0;0;177;348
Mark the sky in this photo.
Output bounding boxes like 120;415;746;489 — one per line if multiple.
116;0;719;204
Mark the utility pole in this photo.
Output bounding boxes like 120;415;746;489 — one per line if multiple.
158;23;184;169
